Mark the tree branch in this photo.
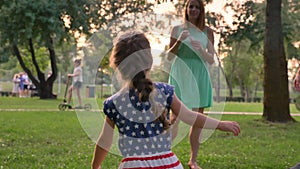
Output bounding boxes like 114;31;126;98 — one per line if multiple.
29;38;45;82
47;36;58;83
12;43;39;85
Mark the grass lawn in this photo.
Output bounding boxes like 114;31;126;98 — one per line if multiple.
0;97;300;168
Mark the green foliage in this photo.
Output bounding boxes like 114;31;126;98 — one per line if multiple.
220;0;299;99
223;0;300;60
0;0;101;45
20;47;49;74
223;39;264;98
0;0;154;98
282;0;300;60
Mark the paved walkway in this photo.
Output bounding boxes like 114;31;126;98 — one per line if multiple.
1;109;300;116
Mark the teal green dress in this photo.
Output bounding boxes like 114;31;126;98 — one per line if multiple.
169;26;213;109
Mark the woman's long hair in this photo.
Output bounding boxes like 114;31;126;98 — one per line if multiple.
183;0;206;30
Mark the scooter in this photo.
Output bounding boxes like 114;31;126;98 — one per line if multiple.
58;76;92;111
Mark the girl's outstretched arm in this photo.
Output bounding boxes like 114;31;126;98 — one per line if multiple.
91;117;115;169
171;94;240;136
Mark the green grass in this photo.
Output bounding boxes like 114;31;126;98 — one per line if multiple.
0;97;299;114
0;98;300;168
223;102;300;114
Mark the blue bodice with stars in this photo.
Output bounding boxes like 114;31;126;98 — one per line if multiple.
103;82;174;157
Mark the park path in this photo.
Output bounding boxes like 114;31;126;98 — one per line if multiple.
0;108;300;116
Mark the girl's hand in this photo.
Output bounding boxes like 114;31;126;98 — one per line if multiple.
217;121;241;136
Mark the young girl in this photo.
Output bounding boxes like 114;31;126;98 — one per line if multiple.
91;31;240;169
67;59;83;108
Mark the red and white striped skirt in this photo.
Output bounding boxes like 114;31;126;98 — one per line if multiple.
118;151;183;169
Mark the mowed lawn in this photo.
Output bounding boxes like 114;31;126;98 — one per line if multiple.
0;97;300;168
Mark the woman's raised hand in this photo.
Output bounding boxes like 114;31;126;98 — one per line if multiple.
178;30;190;41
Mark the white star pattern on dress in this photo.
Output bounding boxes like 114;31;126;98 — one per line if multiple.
134;124;139;129
146;116;150;121
102;82;174;157
151;123;156;128
131;132;136;136
138;116;143;121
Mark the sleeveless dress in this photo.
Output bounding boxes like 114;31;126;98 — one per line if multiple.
103;82;183;169
169;26;213;109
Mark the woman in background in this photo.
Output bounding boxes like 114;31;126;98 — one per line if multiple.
167;0;215;168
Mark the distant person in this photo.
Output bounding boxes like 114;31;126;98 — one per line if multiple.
22;72;30;97
91;31;240;169
12;73;20;97
18;72;25;98
167;0;216;168
294;68;300;92
67;59;83;108
47;71;52;78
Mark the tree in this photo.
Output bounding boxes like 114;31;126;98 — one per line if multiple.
221;1;265;99
221;0;299;103
0;0;152;99
263;0;295;122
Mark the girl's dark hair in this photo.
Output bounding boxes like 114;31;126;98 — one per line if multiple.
110;31;153;101
132;71;153;102
75;59;81;65
110;31;170;130
184;0;206;30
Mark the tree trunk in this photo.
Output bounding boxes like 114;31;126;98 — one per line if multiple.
263;0;294;122
37;81;57;99
12;38;58;100
254;77;259;98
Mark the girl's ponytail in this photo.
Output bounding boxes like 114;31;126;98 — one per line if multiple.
132;71;153;102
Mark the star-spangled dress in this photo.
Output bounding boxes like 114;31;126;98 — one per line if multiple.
103;82;183;169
